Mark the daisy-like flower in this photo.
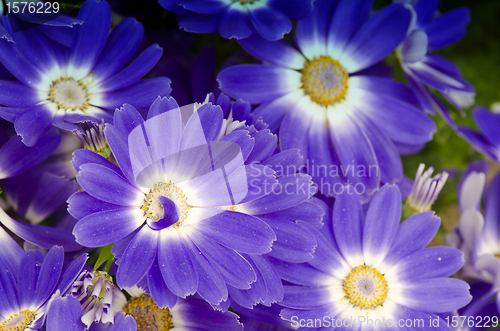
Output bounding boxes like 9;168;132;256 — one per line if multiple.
159;0;314;41
457;106;500;163
69;96;280;307
0;0;170;147
395;0;474;125
405;163;448;216
218;0;436;201
0;226;88;331
275;184;471;330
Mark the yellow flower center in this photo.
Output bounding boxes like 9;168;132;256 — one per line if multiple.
142;181;190;227
123;294;173;331
301;56;349;107
0;309;36;331
48;76;91;111
343;265;388;310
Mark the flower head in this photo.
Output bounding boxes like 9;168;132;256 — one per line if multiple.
277;184;471;329
218;0;436;202
0;0;170;146
159;0;314;41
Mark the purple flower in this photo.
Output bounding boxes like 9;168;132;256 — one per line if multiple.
0;227;88;331
395;0;474;125
405;163;448;214
0;0;170;147
159;0;314;40
218;0;436;202
69;96;280;306
275;184;471;329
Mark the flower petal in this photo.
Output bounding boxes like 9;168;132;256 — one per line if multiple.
117;225;158;288
339;4;411;73
217;64;301;104
73;207;144;247
248;5;291;41
363;184;402;267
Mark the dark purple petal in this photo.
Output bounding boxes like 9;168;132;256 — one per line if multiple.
326;0;372;59
117;225;158;288
383;211;440;267
248;254;283;306
248;6;291;41
147;255;178;308
77;163;142;206
217;64;301;104
92;17;144;82
193;211;276;254
25;172;77;224
69;0;111;78
363;184;401;266
178;0;229;14
14;104;55;147
97;44;163;92
158;228;198;298
392;278;471;313
73;207;143;247
0;210;81;251
472;106;500;148
18;250;43;308
414;0;440;27
0;33;43;87
95;77;172;110
178;13;221;34
456;127;499;162
34;246;64;307
0;129;60;179
267;0;313;20
239;34;305;70
218;7;253;39
340;4;411;72
0;227;24;277
0;256;19;314
46;296;86;331
0;81;44;107
424;8;470;50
